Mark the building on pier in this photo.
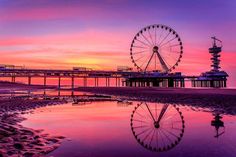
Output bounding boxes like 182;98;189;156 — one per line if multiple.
192;37;228;88
123;72;185;87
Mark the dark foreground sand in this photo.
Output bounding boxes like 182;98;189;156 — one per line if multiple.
77;87;236;115
0;81;66;157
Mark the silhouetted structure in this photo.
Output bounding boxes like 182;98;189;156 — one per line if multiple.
125;24;185;87
0;25;229;88
124;72;185;87
211;113;225;138
192;37;228;88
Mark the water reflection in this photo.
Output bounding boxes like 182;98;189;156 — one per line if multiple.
17;96;236;157
211;113;225;138
130;102;185;152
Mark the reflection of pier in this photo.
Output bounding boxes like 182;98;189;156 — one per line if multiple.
130;102;185;152
117;99;133;106
16;90;116;103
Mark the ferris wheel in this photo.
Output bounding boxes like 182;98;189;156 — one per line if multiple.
130;102;185;152
130;24;183;72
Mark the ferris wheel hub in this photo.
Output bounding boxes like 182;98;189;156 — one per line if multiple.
153;46;159;53
154;121;160;128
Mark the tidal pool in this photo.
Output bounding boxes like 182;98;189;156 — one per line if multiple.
21;100;236;157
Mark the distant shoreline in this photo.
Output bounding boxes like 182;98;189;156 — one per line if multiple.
1;81;236;114
76;87;236;115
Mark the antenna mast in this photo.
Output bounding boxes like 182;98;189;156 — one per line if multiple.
209;36;222;72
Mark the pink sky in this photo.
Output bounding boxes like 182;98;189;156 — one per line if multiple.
0;0;235;87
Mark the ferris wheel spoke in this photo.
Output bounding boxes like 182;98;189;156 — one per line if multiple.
136;127;152;136
159;105;172;122
162;122;183;132
154;27;157;45
158;29;164;43
159;128;173;144
143;128;155;143
162;112;178;122
135;110;147;118
135;38;151;47
132;50;147;55
134;55;145;62
145;103;156;122
161;127;180;139
141;33;153;46
155;129;159;149
132;119;149;124
170;50;181;54
140;104;155;121
156;104;169;124
132;45;149;49
171;127;184;131
160;48;174;56
136;111;154;122
158;31;171;46
133;125;150;129
140;54;153;68
154;53;157;70
169;44;181;48
155;104;158;120
160;51;178;64
157;129;166;148
159;36;177;48
154;131;160;149
148;28;155;45
170;120;184;123
149;129;156;146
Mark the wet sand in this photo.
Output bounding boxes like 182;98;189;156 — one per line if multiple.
77;87;236;114
0;81;56;95
1;81;236;155
0;81;66;156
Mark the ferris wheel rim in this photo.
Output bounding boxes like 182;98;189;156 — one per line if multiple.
130;24;183;72
130;102;185;152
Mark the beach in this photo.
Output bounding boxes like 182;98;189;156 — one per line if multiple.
76;87;236;114
0;81;66;156
1;81;236;156
0;81;56;95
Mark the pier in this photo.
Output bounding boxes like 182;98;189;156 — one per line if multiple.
0;28;229;88
0;68;204;88
0;68;135;87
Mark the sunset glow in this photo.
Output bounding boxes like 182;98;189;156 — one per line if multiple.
0;0;235;86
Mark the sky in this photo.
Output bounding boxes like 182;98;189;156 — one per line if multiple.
0;0;236;87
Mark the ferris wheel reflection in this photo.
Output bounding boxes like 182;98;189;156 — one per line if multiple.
130;102;185;152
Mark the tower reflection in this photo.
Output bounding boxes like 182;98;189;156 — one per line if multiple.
211;113;225;138
130;102;185;152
